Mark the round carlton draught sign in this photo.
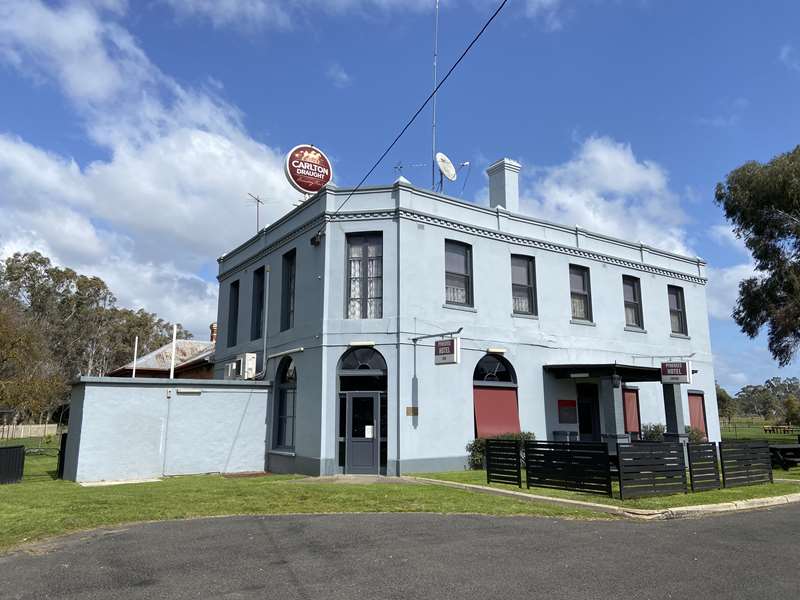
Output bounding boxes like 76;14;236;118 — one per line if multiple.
284;144;333;195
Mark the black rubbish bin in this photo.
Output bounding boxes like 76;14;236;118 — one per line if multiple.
0;445;25;484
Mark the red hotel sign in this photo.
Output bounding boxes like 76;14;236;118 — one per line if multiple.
434;338;460;365
285;144;333;195
661;361;691;384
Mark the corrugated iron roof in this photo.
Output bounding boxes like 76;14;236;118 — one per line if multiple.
115;340;215;372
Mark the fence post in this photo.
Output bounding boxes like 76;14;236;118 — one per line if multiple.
616;443;624;500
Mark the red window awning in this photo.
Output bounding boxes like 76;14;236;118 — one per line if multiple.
473;387;521;438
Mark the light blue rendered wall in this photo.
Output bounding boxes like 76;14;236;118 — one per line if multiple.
63;377;270;483
213;180;719;475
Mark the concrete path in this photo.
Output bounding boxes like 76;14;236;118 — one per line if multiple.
2;506;800;599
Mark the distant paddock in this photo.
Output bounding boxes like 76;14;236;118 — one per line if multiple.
0;424;61;440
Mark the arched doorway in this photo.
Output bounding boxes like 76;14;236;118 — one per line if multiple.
472;354;521;439
274;357;297;451
337;347;387;474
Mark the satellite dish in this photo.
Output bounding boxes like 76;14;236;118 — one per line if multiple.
436;152;457;182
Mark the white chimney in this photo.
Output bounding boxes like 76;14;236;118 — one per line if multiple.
486;158;521;213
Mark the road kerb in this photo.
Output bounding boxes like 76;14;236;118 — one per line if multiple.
406;476;800;520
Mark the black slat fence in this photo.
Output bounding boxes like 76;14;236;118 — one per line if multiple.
485;439;522;488
687;442;720;492
617;442;687;500
720;441;773;488
525;441;612;496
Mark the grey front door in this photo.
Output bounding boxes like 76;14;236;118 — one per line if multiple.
346;392;380;474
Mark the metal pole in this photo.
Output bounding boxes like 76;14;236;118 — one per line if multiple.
169;324;177;380
431;0;440;190
132;336;138;378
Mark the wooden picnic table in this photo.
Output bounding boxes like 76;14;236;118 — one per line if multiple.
764;425;800;434
769;442;800;470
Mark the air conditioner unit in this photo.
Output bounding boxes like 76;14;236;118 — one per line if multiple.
237;352;258;380
223;360;241;380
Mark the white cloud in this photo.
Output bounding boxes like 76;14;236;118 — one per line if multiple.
0;0;300;336
696;97;749;128
525;0;567;31
520;135;692;256
706;262;755;321
780;43;800;72
162;0;433;30
326;62;352;88
162;0;567;31
0;1;143;104
709;224;749;257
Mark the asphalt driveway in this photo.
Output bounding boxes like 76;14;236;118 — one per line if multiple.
2;505;799;599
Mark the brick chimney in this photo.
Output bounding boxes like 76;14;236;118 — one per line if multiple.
210;322;218;343
486;158;521;213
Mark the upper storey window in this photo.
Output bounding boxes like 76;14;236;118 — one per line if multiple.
227;279;239;347
569;265;592;322
623;275;643;329
281;250;296;331
668;285;688;335
511;255;537;316
445;240;473;307
346;233;383;319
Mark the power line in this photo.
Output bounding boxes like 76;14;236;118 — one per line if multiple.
321;0;510;232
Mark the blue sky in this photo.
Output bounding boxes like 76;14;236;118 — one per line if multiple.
1;0;799;391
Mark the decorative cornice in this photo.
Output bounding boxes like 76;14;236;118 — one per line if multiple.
218;206;707;286
218;215;326;281
396;208;707;285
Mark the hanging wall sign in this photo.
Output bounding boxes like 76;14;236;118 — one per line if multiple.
661;361;691;384
284;144;333;195
434;338;460;365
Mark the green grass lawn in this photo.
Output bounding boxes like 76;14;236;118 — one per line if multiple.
0;439;605;553
774;468;800;480
720;417;800;443
419;470;800;510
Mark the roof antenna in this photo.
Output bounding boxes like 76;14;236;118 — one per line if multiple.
431;0;440;190
247;193;264;232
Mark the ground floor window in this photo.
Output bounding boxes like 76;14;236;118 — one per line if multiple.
274;357;296;450
472;354;520;438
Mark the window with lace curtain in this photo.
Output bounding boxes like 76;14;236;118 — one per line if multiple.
346;233;383;319
569;264;592;322
622;275;643;329
445;240;473;307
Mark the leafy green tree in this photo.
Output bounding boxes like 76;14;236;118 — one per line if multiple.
1;252;193;376
715;146;800;366
715;382;736;424
784;395;800;426
735;384;780;421
0;294;66;421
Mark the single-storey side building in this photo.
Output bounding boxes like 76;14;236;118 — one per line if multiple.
214;159;719;476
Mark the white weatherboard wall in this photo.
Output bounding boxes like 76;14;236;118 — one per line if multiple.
63;377;270;483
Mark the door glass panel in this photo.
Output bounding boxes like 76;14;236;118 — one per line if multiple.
351;396;374;439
